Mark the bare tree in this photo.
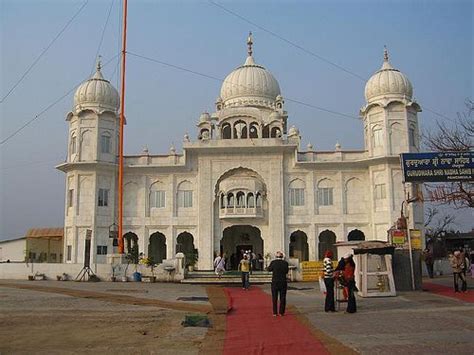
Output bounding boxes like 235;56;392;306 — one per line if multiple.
423;99;474;208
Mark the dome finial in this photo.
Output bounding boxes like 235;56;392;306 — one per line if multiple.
247;31;253;57
96;55;102;71
383;45;389;62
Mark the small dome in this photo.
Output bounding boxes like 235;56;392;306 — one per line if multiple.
73;61;119;112
220;34;281;108
288;125;299;137
199;112;211;122
365;48;413;102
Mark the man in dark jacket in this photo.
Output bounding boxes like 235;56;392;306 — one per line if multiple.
267;251;289;316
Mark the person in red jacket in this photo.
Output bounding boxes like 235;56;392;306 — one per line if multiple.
343;254;357;313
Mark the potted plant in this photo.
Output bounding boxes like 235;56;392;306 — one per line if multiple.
185;249;198;272
140;256;157;282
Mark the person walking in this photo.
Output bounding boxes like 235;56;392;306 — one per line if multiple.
267;251;289;316
323;250;336;312
239;254;251;290
214;252;226;279
450;250;467;293
423;248;435;278
343;254;357;313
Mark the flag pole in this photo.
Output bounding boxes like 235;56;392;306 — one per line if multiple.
118;0;128;254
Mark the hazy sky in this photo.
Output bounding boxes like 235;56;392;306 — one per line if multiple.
1;0;472;240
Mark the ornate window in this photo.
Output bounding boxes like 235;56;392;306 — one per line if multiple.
70;134;77;155
317;188;333;206
373;126;383;147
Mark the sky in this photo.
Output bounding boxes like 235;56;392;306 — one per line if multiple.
0;0;472;240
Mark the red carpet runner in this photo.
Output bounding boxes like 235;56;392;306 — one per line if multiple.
223;287;329;355
423;282;474;303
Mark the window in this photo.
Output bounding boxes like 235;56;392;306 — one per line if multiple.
178;190;193;208
318;188;333;206
67;189;74;207
150;190;166;208
375;184;386;199
289;188;305;206
71;135;77;154
101;134;111;154
373;128;383;147
96;245;108;255
67;246;72;261
98;188;109;207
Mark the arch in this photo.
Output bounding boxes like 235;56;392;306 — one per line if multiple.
177;180;193;208
221;225;263;270
256;192;262;207
149;180;166;210
317;178;334;207
222;123;231;139
249;122;259;138
220;193;225;209
236;191;245;207
372;124;383;147
80;130;93;161
247;192;255;208
227;193;235;207
100;132;112;154
148;232;167;264
124;232;139;263
347;229;365;241
289;178;305;206
176;232;195;257
270;126;281;138
318;230;337;260
389;122;403;155
214;166;267;196
70;132;77;156
233;120;247;139
345;177;366;214
289;230;309;261
199;128;210;140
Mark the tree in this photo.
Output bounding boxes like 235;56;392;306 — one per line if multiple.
423;99;474;208
424;207;456;258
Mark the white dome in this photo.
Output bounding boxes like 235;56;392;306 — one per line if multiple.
199;112;211;122
73;63;119;112
220;55;281;108
288;125;299;137
365;50;413;102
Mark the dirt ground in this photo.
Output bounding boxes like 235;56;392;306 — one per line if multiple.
0;285;209;354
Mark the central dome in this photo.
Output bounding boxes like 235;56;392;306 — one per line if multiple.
220;35;280;109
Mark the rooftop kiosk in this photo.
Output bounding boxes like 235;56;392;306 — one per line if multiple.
336;241;396;297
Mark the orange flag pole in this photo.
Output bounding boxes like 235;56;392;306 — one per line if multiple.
118;0;128;254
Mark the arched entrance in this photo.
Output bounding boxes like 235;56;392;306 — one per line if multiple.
148;232;166;264
318;230;337;261
289;230;309;261
176;232;195;255
221;225;263;270
124;232;139;264
348;229;365;241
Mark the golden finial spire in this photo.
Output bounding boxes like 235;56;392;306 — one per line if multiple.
247;31;253;57
383;45;389;62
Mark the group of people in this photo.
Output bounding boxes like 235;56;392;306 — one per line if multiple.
323;251;357;313
423;247;472;293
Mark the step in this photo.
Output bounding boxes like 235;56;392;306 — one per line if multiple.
181;276;272;284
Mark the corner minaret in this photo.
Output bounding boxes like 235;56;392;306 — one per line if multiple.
361;47;421;158
57;60;120;264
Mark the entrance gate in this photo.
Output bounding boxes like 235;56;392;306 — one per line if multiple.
221;225;263;270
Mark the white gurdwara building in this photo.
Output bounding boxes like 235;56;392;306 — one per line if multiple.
57;38;424;269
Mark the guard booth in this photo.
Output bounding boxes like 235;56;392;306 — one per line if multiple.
336;241;396;297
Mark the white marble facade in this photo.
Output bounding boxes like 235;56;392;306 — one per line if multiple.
57;40;424;269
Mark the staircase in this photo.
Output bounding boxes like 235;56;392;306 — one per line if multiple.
181;270;273;284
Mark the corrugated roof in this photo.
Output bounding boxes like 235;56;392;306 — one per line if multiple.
25;228;63;239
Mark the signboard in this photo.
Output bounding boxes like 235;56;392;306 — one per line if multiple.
391;229;406;246
410;229;422;250
301;260;338;281
400;152;474;183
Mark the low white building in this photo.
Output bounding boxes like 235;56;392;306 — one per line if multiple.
56;37;424;270
0;237;26;262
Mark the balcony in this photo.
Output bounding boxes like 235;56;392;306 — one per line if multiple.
219;206;263;219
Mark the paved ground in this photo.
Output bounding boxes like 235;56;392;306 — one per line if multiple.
0;276;472;354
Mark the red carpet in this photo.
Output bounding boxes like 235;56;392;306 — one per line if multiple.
223;287;329;355
423;282;474;303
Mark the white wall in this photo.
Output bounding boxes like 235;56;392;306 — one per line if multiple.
0;238;26;262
